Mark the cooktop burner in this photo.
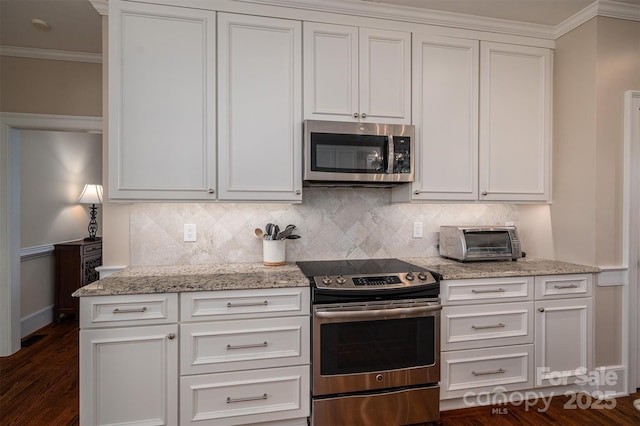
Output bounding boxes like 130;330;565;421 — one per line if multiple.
297;258;440;303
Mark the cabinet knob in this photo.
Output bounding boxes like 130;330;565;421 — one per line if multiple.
481;191;488;196
295;190;301;195
353;113;359;118
361;113;367;119
538;308;545;313
208;189;215;194
168;333;176;340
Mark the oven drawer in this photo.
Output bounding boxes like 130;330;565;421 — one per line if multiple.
313;385;439;426
80;293;178;328
180;365;309;426
442;277;533;305
442;302;533;351
441;344;533;399
180;316;309;375
181;288;310;321
535;274;592;299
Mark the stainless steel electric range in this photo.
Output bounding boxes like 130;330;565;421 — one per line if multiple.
296;258;442;426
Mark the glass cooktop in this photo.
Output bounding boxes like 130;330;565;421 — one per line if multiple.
296;258;428;278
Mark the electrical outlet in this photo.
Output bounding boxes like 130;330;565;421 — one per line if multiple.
505;221;515;227
184;224;196;242
412;222;423;239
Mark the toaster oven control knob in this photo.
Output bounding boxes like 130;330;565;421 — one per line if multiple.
336;275;347;285
322;276;332;285
405;273;415;281
418;273;428;281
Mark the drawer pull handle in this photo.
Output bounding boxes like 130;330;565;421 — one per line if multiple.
554;283;578;289
471;288;505;294
227;393;268;404
472;368;505;376
471;323;506;330
227;301;268;308
226;342;268;350
113;307;147;314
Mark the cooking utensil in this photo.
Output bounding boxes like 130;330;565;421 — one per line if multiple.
265;223;275;240
276;224;296;240
285;234;300;239
272;224;280;240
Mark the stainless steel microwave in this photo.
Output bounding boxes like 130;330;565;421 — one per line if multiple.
439;226;522;262
303;120;415;185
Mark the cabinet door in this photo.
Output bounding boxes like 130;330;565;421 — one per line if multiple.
411;35;478;200
217;13;302;201
80;324;178;425
534;298;593;387
479;42;552;201
303;22;359;121
109;0;216;200
359;28;411;124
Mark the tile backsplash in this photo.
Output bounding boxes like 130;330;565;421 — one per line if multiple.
130;188;519;265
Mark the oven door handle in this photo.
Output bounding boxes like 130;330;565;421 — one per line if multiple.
315;304;441;319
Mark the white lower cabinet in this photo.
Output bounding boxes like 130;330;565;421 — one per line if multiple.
180;288;310;425
79;288;310;426
79;294;180;425
440;273;594;402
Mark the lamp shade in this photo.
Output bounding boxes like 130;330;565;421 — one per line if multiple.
77;184;103;205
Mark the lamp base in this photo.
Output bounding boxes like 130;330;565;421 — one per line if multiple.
84;236;102;242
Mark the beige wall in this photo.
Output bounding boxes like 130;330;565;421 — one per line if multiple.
0;56;102;117
553;17;640;367
20;256;54;321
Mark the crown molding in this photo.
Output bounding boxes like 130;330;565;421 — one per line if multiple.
88;0;108;15
73;0;640;41
238;0;557;39
0;45;102;63
556;0;640;38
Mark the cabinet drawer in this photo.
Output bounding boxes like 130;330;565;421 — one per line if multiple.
181;316;310;375
441;345;533;399
442;302;533;351
181;287;310;321
535;274;592;299
83;244;102;255
442;277;533;305
80;293;178;328
180;365;310;426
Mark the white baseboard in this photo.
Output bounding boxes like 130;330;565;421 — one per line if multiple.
20;304;54;338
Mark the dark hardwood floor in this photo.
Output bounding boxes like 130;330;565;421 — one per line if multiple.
2;320;640;425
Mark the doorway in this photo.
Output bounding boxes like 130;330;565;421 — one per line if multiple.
0;113;102;356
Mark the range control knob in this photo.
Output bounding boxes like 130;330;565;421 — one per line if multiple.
405;273;415;281
418;273;428;281
336;275;347;285
321;276;332;285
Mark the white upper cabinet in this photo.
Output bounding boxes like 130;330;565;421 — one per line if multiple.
303;22;411;124
409;34;479;201
217;13;303;201
479;42;552;202
109;0;216;200
394;39;552;203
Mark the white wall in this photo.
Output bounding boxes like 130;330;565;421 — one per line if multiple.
19;129;102;324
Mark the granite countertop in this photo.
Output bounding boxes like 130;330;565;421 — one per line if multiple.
72;262;310;297
73;257;600;297
402;256;601;280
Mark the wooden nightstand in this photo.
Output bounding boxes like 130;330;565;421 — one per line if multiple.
54;239;102;320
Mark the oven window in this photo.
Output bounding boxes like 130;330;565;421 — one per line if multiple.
311;133;388;173
464;231;512;254
320;317;435;375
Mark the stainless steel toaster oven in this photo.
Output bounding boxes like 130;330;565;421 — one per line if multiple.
439;226;522;262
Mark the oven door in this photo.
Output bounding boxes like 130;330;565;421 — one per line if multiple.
312;299;441;396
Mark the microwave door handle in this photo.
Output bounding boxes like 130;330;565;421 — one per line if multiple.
387;135;394;174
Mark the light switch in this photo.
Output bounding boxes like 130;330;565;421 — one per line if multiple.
412;222;423;239
184;224;196;242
